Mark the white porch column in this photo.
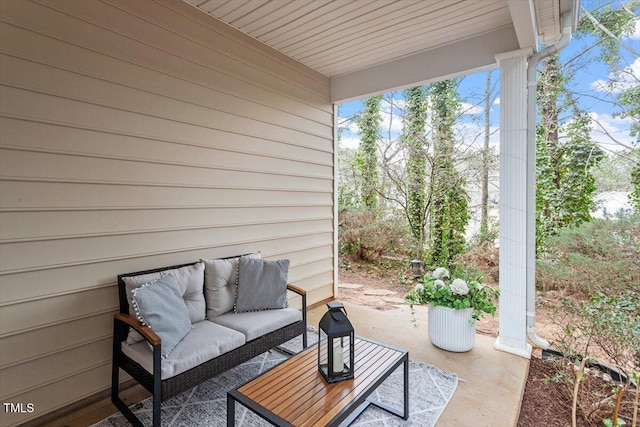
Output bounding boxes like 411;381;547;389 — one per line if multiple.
494;49;533;358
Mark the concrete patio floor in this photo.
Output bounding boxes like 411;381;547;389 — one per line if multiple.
41;301;529;427
307;301;530;427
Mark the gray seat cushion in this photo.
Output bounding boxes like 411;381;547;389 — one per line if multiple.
211;309;302;341
121;320;246;380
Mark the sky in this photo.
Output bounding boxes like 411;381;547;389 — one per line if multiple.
337;8;640;156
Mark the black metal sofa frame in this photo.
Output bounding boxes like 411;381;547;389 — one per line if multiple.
111;261;308;427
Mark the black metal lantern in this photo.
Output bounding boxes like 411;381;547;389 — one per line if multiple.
318;301;354;383
411;258;423;279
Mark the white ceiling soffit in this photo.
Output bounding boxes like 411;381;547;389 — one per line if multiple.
185;0;549;102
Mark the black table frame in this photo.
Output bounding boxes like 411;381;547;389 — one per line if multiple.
227;337;409;426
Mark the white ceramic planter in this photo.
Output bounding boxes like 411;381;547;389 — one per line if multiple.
428;305;476;352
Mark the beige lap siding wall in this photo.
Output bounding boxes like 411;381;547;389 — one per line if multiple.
0;1;334;425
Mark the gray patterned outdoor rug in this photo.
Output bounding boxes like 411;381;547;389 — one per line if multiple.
96;331;457;427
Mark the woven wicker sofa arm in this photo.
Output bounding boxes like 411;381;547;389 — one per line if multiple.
286;283;306;296
114;313;161;345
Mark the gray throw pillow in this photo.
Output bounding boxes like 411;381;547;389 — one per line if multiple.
123;262;205;344
235;258;289;313
131;274;192;358
202;252;261;319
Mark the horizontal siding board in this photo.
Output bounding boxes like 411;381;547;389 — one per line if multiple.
0;53;332;138
0;117;334;167
106;0;330;92
307;282;334;304
2;364;113;427
0;0;334;422
0;238;334;305
269;245;333;267
0;220;333;273
0;206;332;242
0;150;331;192
1;338;112;399
289;258;333;279
1;0;330;107
0;312;113;368
1;86;332;153
0;23;331;125
0;287;117;337
295;269;334;288
0;181;332;210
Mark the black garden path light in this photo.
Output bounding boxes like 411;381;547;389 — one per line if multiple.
318;301;355;383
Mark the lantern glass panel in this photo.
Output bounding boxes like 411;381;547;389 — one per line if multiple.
318;301;355;383
318;328;328;368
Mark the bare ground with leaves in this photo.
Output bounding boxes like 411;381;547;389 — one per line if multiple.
338;249;637;427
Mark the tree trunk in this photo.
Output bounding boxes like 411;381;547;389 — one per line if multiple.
480;71;491;238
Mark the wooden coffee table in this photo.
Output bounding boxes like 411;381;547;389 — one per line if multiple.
227;337;408;426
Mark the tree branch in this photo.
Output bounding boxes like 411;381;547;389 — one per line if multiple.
581;6;640;56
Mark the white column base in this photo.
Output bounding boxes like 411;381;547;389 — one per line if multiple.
494;336;532;359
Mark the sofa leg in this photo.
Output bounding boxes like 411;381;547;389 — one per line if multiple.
112;320;145;426
153;343;162;427
112;390;144;427
111;329;120;405
152;390;161;427
302;293;308;349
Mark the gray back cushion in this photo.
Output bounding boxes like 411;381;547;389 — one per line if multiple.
169;262;205;322
235;258;289;313
202;252;261;319
123;262;205;344
131;274;192;358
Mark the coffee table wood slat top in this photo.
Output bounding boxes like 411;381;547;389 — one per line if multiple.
235;337;406;427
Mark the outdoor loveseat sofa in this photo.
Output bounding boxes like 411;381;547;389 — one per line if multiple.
111;253;308;427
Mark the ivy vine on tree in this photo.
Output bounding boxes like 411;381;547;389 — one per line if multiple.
402;86;429;256
429;79;470;267
631;151;640;211
355;95;383;213
536;55;604;251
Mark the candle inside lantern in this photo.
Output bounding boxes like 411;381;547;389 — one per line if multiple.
333;345;343;373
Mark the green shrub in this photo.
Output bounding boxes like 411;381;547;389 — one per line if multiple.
537;213;640;296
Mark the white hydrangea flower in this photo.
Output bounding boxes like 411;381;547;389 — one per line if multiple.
414;283;424;292
434;279;446;288
450;278;469;295
432;267;450;280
